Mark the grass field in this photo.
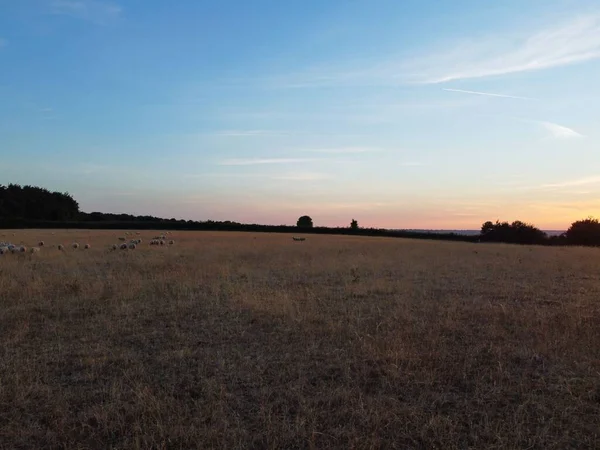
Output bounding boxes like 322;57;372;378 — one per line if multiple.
1;229;599;449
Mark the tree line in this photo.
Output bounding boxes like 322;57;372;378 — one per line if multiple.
1;183;599;246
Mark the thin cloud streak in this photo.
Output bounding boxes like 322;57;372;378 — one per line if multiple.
211;130;289;137
270;15;600;87
49;0;122;24
538;121;584;139
302;147;379;154
218;158;323;166
510;176;600;191
541;176;600;189
271;173;332;181
412;15;600;83
442;88;534;100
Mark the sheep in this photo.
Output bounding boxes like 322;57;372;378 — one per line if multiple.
58;244;64;251
72;243;79;249
168;240;175;245
292;237;306;242
128;243;136;250
30;247;40;254
118;237;126;241
120;243;128;250
19;246;27;252
38;241;44;247
84;244;91;249
111;244;118;250
0;247;7;255
137;238;142;244
159;240;165;245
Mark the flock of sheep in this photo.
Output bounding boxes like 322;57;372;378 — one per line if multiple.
0;231;176;256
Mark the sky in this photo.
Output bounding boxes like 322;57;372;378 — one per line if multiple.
1;0;599;229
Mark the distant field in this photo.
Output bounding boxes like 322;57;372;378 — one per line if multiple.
1;229;599;449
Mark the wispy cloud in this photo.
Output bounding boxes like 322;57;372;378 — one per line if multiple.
399;161;425;167
302;147;379;154
218;157;322;166
271;15;600;87
49;0;122;24
211;130;289;137
442;88;534;100
540;176;600;189
271;173;332;181
538;121;584;139
510;176;600;192
413;15;600;83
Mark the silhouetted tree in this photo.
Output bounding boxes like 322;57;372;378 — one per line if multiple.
350;219;359;230
0;183;79;221
479;219;547;244
297;215;313;228
566;217;600;246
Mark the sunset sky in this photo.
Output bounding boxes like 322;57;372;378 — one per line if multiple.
1;0;599;229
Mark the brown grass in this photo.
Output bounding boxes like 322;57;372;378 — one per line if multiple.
1;229;599;449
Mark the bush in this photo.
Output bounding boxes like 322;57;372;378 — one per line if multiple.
566;217;600;246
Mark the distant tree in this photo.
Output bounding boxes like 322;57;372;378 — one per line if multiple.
297;215;313;228
566;217;600;246
350;219;359;230
479;219;547;245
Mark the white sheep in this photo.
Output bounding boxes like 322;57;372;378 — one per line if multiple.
128;243;136;250
58;244;64;251
19;246;27;252
168;240;174;245
72;243;79;249
118;237;126;241
30;247;40;254
120;243;128;250
0;247;7;255
38;241;44;247
84;244;91;249
159;240;165;245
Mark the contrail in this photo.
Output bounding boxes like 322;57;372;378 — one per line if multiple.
442;88;534;100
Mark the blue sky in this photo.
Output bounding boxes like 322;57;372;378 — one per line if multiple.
1;0;599;229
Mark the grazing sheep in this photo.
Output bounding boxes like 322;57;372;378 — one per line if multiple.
292;237;306;242
72;243;79;249
120;243;128;250
19;246;27;252
57;244;64;250
159;240;165;245
111;244;118;250
169;240;174;245
137;239;142;244
38;241;44;247
118;237;126;241
84;244;91;249
128;243;136;250
30;247;40;253
0;247;7;255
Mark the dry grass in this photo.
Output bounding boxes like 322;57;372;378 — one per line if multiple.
1;229;599;449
